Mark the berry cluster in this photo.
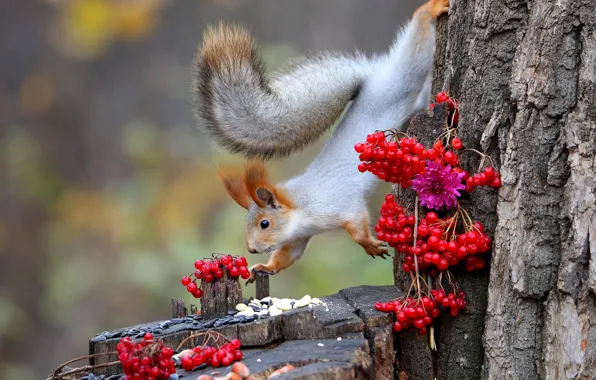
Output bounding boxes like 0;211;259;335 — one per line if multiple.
354;133;430;188
465;166;502;192
117;333;176;380
181;255;250;299
375;296;439;335
430;92;460;126
180;339;243;370
376;195;491;275
429;139;460;167
375;290;466;335
431;289;467;317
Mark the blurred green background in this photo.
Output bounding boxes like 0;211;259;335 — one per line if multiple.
0;0;421;378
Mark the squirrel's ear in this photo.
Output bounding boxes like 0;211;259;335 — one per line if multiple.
218;170;251;209
244;159;270;207
244;159;295;210
256;187;277;209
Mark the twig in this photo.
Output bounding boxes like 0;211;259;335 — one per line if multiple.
412;196;422;300
47;359;119;380
175;329;230;352
428;272;437;351
51;351;118;379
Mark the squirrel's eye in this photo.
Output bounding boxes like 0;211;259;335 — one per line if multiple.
260;220;270;229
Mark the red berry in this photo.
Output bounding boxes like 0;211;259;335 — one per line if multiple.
452;138;463;150
144;333;153;341
186;282;197;293
236;257;248;267
181;276;191;286
229;266;240;277
436;92;449;103
425;212;439;224
194;260;204;269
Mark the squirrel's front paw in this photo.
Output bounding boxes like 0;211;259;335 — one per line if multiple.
245;264;277;285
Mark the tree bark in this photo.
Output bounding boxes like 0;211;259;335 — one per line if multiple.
432;0;596;379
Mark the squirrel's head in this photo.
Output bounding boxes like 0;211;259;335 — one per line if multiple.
218;160;295;254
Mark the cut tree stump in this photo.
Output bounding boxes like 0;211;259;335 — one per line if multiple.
171;298;186;318
201;270;243;319
255;272;270;300
86;285;402;379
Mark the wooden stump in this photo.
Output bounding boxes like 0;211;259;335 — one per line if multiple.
255;272;270;300
171;298;187;318
200;270;242;319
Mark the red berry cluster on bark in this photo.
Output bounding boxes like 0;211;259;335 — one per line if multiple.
361;92;502;340
465;166;502;192
181;255;250;299
376;195;491;275
431;289;467;317
374;290;466;335
354;133;430;188
180;339;243;370
428;139;461;167
117;333;176;380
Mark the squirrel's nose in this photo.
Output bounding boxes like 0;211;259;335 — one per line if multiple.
248;246;258;254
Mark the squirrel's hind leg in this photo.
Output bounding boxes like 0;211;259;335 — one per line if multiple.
343;216;390;259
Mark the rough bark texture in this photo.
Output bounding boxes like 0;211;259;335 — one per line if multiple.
200;270;242;319
433;0;596;379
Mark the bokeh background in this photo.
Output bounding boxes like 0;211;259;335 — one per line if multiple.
0;0;422;378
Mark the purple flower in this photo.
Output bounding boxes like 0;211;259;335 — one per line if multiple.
412;161;466;210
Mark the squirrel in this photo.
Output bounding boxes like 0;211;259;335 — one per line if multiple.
193;0;450;282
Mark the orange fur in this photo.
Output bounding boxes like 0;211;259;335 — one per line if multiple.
200;23;254;71
218;169;251;209
243;160;294;209
416;0;449;20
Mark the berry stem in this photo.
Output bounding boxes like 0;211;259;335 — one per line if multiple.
412;196;422;300
47;358;119;380
427;272;437;351
50;351;118;379
461;148;497;169
175;329;230;352
458;206;474;231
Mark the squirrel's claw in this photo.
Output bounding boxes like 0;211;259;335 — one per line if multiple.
245;266;276;286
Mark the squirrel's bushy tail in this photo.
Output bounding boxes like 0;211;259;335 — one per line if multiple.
193;23;370;159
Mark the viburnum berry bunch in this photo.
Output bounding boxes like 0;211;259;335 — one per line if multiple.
354;133;430;188
181;254;250;299
177;331;243;371
180;339;242;370
465;166;502;192
375;289;466;335
376;195;491;275
361;91;501;338
117;333;176;380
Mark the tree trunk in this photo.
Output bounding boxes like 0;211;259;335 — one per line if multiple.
432;0;596;379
